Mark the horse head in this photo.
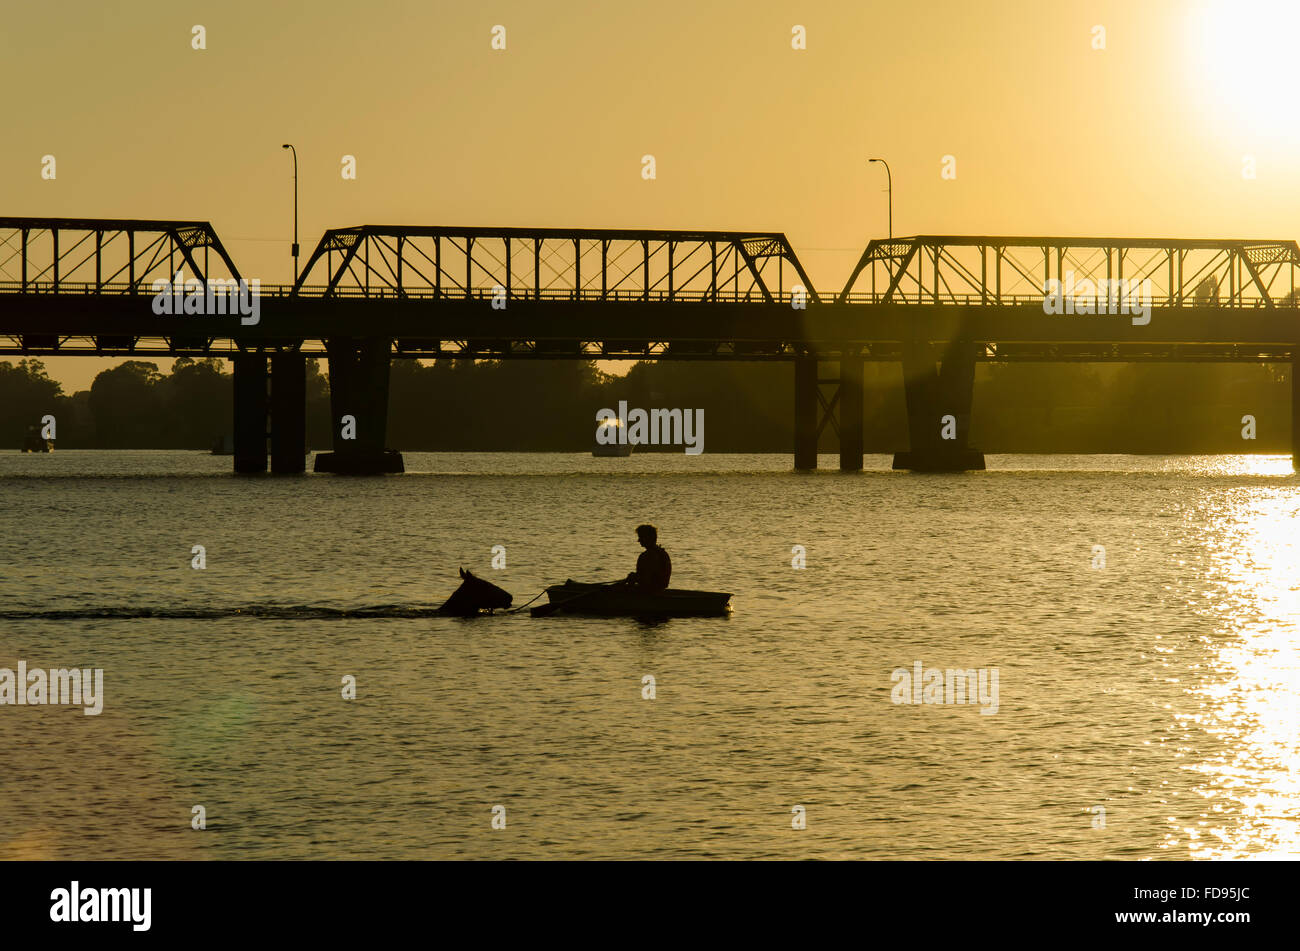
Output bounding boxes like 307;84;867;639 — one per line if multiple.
438;567;513;616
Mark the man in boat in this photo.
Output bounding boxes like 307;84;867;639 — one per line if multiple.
625;524;671;593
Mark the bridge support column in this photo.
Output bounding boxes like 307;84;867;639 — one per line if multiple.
233;353;268;474
270;352;306;474
794;355;818;470
893;340;985;472
1293;351;1300;472
839;353;863;471
315;338;404;474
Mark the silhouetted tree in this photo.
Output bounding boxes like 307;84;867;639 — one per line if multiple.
162;357;231;448
0;359;63;446
89;361;166;448
305;358;332;450
4;355;1292;452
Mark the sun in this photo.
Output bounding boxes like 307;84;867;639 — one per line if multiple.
1188;0;1300;140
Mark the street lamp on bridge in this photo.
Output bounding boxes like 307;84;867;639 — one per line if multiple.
281;143;299;282
868;157;892;239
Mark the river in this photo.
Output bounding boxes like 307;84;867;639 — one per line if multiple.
0;451;1297;859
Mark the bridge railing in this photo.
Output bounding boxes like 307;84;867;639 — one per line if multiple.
7;280;1300;308
0;281;807;302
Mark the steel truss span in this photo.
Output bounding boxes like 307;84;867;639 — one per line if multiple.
0;217;241;292
292;226;820;304
838;236;1300;308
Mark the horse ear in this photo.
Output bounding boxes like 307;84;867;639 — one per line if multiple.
459;567;466;578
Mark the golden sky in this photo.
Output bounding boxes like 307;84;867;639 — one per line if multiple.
5;0;1298;390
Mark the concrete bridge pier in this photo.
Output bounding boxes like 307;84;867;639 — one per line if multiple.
839;354;864;471
233;353;267;474
270;352;307;474
315;338;404;474
893;340;985;472
1293;350;1300;472
793;353;864;471
794;355;819;470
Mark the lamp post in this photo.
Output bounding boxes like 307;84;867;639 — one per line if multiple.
868;157;892;239
281;144;299;281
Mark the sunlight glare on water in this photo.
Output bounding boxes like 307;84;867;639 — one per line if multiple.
1182;488;1300;858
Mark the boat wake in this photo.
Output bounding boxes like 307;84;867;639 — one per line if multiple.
0;604;467;621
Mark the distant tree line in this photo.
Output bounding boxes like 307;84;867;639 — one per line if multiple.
0;356;1292;452
0;358;332;450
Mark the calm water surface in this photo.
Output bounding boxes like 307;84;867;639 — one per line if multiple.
1;451;1298;859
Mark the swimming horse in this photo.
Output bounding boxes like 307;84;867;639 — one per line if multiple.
436;568;513;616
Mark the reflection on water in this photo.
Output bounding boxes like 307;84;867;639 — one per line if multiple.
0;451;1297;859
1185;488;1300;858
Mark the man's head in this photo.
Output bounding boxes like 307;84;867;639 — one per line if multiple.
636;524;658;548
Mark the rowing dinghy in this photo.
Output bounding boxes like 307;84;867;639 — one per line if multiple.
530;580;732;617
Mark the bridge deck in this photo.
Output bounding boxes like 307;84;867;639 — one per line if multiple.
1;294;1297;359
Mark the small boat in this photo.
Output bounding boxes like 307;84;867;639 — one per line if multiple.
593;417;633;457
21;429;52;453
531;580;732;617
